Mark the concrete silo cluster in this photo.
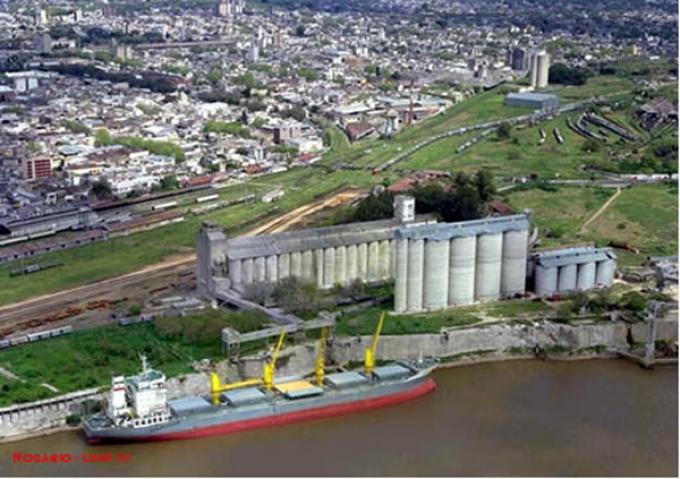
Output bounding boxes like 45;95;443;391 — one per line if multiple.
531;247;617;297
393;215;531;313
529;50;550;89
196;196;427;297
196;195;618;315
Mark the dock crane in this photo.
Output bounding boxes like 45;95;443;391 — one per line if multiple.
315;327;329;386
209;330;287;405
364;312;386;375
263;330;286;391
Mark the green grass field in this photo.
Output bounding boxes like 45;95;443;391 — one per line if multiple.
587;183;678;258
0;309;271;406
505;183;678;264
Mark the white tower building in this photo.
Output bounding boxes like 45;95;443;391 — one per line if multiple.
530;51;550;89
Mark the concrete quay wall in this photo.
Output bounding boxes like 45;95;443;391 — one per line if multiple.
0;318;676;442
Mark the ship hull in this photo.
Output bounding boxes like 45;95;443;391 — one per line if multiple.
84;374;436;444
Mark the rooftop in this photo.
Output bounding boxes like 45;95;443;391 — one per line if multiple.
533;246;617;268
394;213;530;241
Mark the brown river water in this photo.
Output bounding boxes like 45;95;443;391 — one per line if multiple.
0;359;676;477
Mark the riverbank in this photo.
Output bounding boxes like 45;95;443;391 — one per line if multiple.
1;360;676;477
0;317;676;444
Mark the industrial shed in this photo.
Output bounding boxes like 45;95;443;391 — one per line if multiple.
505;92;560;110
531;247;617;297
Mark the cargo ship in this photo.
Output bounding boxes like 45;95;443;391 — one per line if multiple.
82;314;437;443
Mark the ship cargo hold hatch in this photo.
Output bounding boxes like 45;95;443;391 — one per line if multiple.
168;396;213;416
221;387;268;407
324;371;369;389
372;364;412;381
274;380;324;399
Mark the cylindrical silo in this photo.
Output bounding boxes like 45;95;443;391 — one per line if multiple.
278;253;290;280
529;53;538;87
229;259;242;289
379;240;390;279
357;242;368;282
335;246;347;285
536;51;550;88
301;250;314;283
423;239;450;311
323;247;335;288
314;249;324;288
595;259;615;287
448;236;476;305
265;255;278;283
557;263;577;292
474;232;503;301
576;262;596;290
389;239;396;278
394;238;409;313
535;265;558;297
367;241;380;282
254;256;266;282
500;229;528;297
290;251;302;279
346;244;358;282
406;239;424;311
242;258;254;285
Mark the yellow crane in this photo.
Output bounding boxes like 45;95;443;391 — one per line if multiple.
364;311;386;375
315;327;328;386
263;330;286;391
209;330;287;404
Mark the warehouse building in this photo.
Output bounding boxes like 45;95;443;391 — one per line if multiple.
504;92;560;110
530;247;617;297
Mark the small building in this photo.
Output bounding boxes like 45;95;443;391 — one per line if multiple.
505;92;560;110
345;121;375;142
23;157;52;181
261;188;284;203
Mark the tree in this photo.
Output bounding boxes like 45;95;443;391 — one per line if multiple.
159;174;179;191
548;63;590;86
581;138;602;153
474;170;496;202
90;178;113;200
271;277;320;314
497;122;512;140
251;116;266;129
353;191;394;222
94;128;113;147
295;25;306;37
449;181;484;220
206;69;223;85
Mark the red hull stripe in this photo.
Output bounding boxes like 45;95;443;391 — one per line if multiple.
88;378;436;444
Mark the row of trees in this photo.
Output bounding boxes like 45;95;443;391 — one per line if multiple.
44;64;183;93
548;63;591;86
332;171;497;225
94;128;185;162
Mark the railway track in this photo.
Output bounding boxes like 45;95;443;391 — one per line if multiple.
0;189;364;336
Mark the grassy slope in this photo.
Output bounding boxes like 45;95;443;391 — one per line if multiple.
587;184;678;258
506;186;614;244
505;184;678;265
0;309;271;406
